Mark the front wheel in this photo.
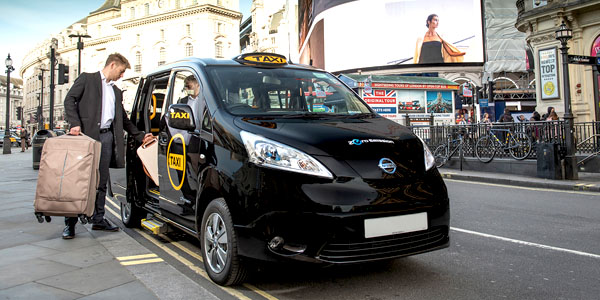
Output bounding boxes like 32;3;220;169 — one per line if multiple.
475;135;496;163
508;132;532;160
200;198;247;286
433;144;448;168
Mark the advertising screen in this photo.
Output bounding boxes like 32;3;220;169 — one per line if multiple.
299;0;484;71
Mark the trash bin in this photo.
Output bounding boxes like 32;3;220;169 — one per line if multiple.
536;143;562;179
32;130;56;170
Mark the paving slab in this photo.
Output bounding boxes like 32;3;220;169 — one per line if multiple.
78;281;159;300
0;258;79;290
0;244;60;267
36;260;136;295
43;244;115;268
0;282;83;300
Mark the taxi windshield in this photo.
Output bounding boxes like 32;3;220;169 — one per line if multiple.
206;66;372;116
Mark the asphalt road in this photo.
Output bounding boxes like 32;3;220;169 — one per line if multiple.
108;179;600;300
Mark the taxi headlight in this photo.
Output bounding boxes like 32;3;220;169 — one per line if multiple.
240;131;333;179
416;135;435;171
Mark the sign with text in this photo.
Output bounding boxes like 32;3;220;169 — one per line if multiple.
568;55;599;65
539;48;559;99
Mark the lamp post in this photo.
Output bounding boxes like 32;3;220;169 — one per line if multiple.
555;21;578;180
4;54;15;154
37;67;48;131
68;34;91;76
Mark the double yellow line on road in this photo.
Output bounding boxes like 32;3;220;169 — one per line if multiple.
105;197;279;300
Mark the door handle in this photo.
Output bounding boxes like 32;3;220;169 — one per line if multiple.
158;133;168;144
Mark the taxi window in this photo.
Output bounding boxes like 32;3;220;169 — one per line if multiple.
171;71;203;128
205;66;372;116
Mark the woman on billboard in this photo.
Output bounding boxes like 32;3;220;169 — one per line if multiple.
414;14;466;64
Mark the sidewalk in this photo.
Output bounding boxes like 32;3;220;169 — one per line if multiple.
439;167;600;192
0;148;217;299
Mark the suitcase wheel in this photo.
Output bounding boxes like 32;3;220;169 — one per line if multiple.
35;214;44;223
79;215;90;224
44;216;51;223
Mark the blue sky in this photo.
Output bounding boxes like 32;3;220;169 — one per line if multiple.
0;0;252;77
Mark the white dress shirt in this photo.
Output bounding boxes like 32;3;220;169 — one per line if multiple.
99;71;116;129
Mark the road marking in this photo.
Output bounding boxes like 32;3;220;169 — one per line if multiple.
120;258;165;266
451;227;600;260
106;197;279;300
117;253;160;260
445;178;600;195
136;229;253;300
159;235;280;300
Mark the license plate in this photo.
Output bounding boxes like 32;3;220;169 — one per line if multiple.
364;212;428;238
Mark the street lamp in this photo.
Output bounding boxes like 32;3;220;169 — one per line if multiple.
555;21;578;180
4;54;15;154
68;33;91;76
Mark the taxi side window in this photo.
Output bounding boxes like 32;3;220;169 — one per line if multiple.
145;75;169;134
172;71;203;129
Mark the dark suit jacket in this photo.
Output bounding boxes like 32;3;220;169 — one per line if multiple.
64;71;144;168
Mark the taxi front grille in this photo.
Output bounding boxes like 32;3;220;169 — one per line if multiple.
317;226;448;263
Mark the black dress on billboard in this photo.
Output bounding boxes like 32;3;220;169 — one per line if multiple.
418;41;443;64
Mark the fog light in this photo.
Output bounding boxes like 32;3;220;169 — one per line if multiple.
269;236;284;250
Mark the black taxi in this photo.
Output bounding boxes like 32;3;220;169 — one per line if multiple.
110;53;449;286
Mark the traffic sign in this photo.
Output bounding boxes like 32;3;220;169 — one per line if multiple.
568;55;599;65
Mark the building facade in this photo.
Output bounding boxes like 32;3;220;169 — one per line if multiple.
0;75;24;130
516;0;600;122
20;0;242;133
242;0;298;61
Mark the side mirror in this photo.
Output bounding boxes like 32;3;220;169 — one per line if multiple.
167;104;195;131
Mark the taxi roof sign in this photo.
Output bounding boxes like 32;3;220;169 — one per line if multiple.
234;53;287;65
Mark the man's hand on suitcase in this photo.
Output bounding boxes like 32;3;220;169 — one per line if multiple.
142;133;154;144
69;126;81;135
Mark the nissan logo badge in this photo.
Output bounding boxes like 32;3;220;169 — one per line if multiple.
378;158;396;174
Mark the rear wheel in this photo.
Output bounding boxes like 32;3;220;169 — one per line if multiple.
200;198;247;286
475;135;496;163
433;144;448;168
508;132;532;160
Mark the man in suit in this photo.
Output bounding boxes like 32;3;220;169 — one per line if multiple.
63;53;152;239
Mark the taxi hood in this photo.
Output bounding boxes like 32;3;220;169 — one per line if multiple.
234;115;427;178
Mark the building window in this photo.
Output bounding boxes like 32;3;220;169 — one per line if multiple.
217;0;223;6
135;52;142;73
217;22;222;33
158;47;166;65
144;3;150;16
160;29;165;40
130;7;135;19
136;34;141;44
186;24;191;36
185;43;193;57
215;42;223;58
175;0;180;9
97;25;101;35
192;0;198;4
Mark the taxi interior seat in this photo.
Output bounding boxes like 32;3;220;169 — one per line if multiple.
149;93;165;135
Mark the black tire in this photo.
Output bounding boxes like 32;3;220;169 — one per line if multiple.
433;144;448;168
508;132;532;160
200;198;247;286
475;135;495;163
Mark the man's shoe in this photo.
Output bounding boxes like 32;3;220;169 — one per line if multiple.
62;225;75;239
91;219;119;232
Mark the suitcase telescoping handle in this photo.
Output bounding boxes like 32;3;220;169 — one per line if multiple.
141;137;158;149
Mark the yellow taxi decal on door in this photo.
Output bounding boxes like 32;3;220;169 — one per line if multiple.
166;133;186;190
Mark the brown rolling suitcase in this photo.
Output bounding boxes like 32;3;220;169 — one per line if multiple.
34;134;101;224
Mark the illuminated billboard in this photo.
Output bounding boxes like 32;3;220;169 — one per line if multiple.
299;0;484;71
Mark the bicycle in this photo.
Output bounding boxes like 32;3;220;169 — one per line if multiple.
433;129;466;168
475;125;532;162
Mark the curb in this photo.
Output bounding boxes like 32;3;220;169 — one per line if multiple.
440;172;600;193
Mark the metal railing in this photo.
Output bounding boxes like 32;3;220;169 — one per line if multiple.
411;121;600;160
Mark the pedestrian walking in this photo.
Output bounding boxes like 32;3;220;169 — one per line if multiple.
20;129;28;152
63;53;152;239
